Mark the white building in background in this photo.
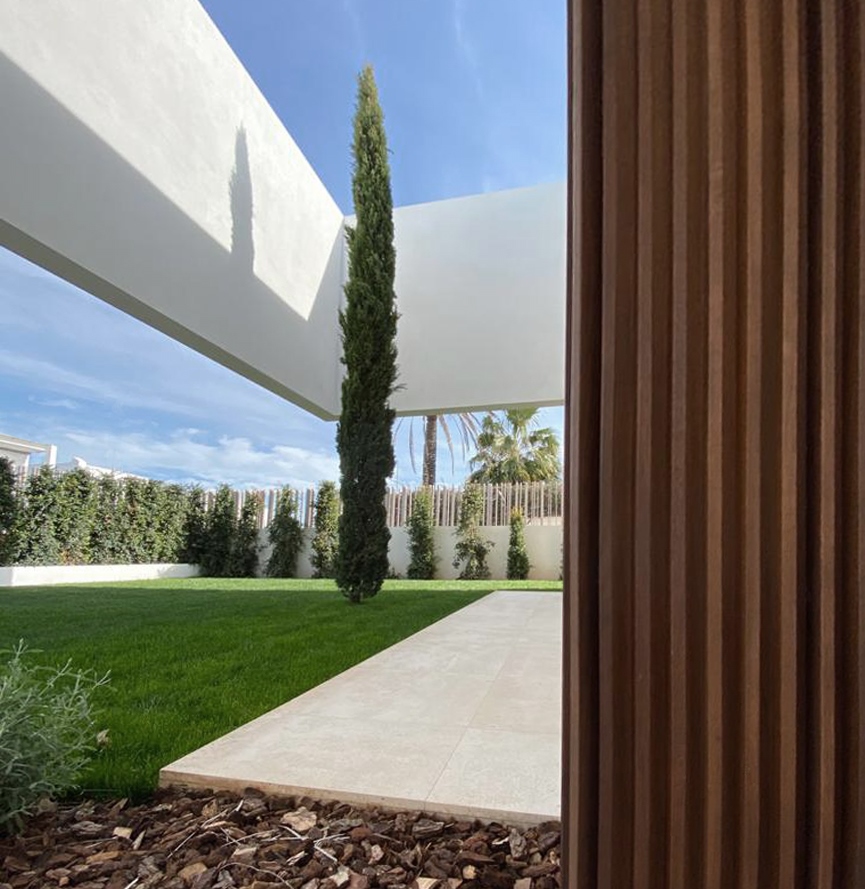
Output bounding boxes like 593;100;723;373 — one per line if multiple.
0;434;139;480
0;433;57;475
52;456;144;480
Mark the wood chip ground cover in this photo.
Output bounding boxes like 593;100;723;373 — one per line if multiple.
0;788;560;889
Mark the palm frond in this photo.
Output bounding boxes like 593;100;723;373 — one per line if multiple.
439;415;456;475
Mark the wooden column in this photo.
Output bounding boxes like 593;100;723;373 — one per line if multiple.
563;1;865;887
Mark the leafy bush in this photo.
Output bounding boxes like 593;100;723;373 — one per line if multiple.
310;481;339;578
121;478;153;563
4;470;267;571
52;469;98;563
155;484;190;562
507;508;530;580
89;476;126;563
0;642;109;834
199;485;236;577
407;487;436;579
229;493;261;578
0;457;18;566
14;467;63;565
181;486;208;565
452;485;493;580
267;488;304;577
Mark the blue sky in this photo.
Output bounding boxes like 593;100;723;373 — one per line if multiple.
0;0;565;489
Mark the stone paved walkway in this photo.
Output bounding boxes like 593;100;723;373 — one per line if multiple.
160;590;562;825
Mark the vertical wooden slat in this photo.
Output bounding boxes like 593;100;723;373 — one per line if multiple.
856;10;865;880
839;4;864;883
633;0;672;884
667;0;689;877
777;1;806;885
849;12;865;868
597;0;638;883
808;2;840;885
561;0;602;884
668;1;707;884
741;0;766;878
705;0;741;883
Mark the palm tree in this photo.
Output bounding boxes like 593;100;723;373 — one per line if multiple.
468;408;561;483
400;413;482;485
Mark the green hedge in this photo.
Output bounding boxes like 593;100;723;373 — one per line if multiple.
11;468;193;567
2;469;270;578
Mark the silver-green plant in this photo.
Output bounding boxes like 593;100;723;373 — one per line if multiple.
0;642;110;834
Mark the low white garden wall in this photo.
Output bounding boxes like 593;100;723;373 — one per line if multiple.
0;563;200;587
258;524;563;581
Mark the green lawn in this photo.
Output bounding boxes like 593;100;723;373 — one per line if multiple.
1;577;561;798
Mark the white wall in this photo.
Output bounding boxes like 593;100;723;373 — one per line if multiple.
390;183;566;415
0;563;199;588
259;524;562;581
389;525;562;581
1;2;565;419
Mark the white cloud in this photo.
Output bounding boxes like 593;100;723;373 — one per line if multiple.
32;340;289;437
452;0;485;103
32;397;80;411
0;254;331;445
60;427;339;490
0;349;196;415
341;0;365;56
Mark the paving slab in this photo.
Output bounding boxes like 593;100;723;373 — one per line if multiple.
160;590;562;825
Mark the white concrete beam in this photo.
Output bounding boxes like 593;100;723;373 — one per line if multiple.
391;182;565;416
0;0;564;419
1;0;345;418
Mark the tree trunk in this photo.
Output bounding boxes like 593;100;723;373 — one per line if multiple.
422;415;437;485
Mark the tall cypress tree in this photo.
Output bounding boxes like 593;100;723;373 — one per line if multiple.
336;66;398;603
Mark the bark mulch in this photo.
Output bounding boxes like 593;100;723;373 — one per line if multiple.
0;787;561;889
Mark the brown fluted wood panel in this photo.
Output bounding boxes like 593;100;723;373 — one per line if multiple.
562;1;865;887
562;0;601;884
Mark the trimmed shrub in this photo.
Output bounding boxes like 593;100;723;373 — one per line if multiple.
310;481;339;579
138;479;165;560
407;487;436;580
120;478;151;563
14;467;62;565
452;485;493;580
230;493;261;578
507;508;530;580
181;486;208;565
200;485;236;577
0;457;18;566
0;642;109;834
55;469;99;564
4;471;275;571
13;471;197;567
266;488;304;578
155;483;190;562
89;476;125;564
